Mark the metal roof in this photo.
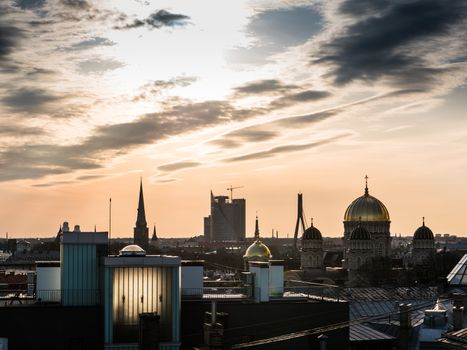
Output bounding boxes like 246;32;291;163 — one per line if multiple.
350;323;396;342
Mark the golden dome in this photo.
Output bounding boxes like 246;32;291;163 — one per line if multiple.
243;215;272;260
344;179;390;222
244;240;272;260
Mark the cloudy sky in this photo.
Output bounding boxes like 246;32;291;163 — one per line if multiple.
1;0;467;238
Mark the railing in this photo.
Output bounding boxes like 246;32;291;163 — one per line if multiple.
35;289;101;305
281;286;342;301
182;286;249;299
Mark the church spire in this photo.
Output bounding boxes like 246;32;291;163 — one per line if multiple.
152;224;158;241
136;177;147;227
364;175;369;196
134;178;149;249
254;214;260;240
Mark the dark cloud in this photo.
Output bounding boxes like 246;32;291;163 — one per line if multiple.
75;174;106;180
134;76;197;101
317;0;467;86
273;110;336;128
1;87;63;113
233;79;300;96
0;25;24;61
269;90;331;108
0;100;263;181
33;180;76;188
65;37;115;51
26;67;56;77
158;161;202;172
115;9;190;30
228;6;322;65
223;134;351;163
60;0;91;9
0;124;44;136
211;127;278;149
15;0;45;9
78;58;124;74
338;0;392;16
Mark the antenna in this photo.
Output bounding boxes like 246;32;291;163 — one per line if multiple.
226;185;244;201
293;193;307;249
109;197;112;241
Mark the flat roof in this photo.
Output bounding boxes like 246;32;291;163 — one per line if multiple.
104;254;180;267
61;231;108;245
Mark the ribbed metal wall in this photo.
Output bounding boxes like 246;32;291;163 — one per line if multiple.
104;265;180;347
60;243;98;305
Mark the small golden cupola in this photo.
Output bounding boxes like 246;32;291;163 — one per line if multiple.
243;215;272;261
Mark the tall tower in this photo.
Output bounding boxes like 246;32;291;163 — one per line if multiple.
293;193;307;249
134;179;149;249
205;191;246;241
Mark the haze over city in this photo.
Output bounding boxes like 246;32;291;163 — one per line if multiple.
1;0;467;238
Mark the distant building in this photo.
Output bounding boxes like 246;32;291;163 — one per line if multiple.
134;179;149;249
300;220;324;270
411;218;435;265
204;191;245;241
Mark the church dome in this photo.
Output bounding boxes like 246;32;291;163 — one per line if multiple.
119;244;146;257
302;222;322;240
344;180;390;222
414;219;434;240
243;240;272;259
243;215;271;260
350;226;372;240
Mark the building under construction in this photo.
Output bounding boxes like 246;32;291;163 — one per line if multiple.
204;191;245;242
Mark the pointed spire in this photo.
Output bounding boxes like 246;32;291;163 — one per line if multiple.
310;217;314;227
136;177;147;227
364;175;369;195
422;216;425;227
152;225;158;241
254;214;260;240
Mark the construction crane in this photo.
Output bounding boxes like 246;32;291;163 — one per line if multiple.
227;185;244;201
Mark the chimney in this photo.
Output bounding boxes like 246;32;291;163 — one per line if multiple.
62;222;70;232
317;334;328;350
453;306;464;331
399;303;412;350
203;301;224;349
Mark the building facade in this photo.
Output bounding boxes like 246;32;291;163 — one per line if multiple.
204;191;245;241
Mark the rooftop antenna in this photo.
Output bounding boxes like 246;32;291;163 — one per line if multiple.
109;197;112;242
293;193;307;249
226;185;244;201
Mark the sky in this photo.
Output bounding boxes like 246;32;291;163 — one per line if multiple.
1;0;467;239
